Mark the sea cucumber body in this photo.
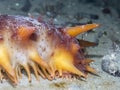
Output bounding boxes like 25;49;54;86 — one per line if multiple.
0;15;97;84
0;15;53;64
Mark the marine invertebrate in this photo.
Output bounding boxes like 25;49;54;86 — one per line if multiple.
0;15;99;85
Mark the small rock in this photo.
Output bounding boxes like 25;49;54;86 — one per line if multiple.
90;14;99;19
21;0;32;12
102;44;120;77
102;7;111;14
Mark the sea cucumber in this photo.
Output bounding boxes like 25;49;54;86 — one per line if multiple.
0;15;99;85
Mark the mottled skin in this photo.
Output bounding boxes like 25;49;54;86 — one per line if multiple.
0;15;98;84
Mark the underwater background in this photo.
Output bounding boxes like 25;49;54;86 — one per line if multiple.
0;0;120;90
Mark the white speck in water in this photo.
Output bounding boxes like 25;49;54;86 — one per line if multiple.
15;3;19;7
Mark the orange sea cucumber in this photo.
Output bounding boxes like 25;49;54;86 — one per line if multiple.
0;15;99;85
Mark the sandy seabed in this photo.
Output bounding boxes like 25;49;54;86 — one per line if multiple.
0;0;120;90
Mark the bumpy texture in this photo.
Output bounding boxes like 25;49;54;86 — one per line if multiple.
0;15;99;85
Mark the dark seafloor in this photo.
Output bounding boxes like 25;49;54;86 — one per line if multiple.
0;0;120;90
